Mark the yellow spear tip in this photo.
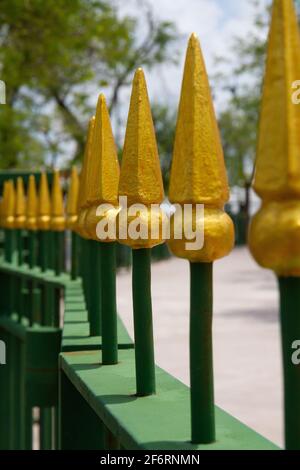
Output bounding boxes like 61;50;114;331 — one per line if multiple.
134;67;145;82
189;32;199;44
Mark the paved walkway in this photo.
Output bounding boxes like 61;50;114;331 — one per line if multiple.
117;247;283;447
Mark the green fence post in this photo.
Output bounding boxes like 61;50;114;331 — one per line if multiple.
66;166;80;280
37;172;53;450
117;70;167;395
248;0;300;450
83;95;120;363
167;34;234;443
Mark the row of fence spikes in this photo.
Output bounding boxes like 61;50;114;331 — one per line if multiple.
0;168;80;232
76;34;234;260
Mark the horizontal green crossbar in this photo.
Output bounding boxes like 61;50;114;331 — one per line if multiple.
60;349;279;451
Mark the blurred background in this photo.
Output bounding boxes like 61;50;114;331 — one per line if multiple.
2;0;300;236
2;0;299;447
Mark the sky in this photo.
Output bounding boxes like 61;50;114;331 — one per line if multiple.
116;0;270;117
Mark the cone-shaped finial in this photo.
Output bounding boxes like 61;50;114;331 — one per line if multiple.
50;170;65;231
76;117;95;238
66;166;79;230
3;180;15;229
249;0;300;276
253;0;300;200
119;68;164;206
117;69;166;249
167;35;234;262
0;181;8;228
87;94;120;206
169;33;229;206
84;94;120;241
38;173;51;230
26;175;38;231
15;177;26;229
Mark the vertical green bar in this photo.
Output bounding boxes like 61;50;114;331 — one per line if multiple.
39;230;53;450
88;240;102;336
278;277;300;450
132;248;156;396
71;232;79;280
54;231;65;276
100;242;118;365
189;262;215;444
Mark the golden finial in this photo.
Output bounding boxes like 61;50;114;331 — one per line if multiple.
168;34;234;262
26;175;38;231
66;166;79;230
76;117;95;238
117;68;167;249
249;0;300;276
84;94;120;241
38;172;51;230
1;182;8;228
50;170;65;231
3;180;15;229
15;177;26;229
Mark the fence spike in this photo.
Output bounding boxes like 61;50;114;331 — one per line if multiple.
167;34;235;445
249;0;300;275
66;166;79;230
0;181;9;228
38;173;51;231
3;180;15;229
15;177;26;229
118;68;166;249
117;68;167;396
26;175;38;231
248;0;300;450
50;170;65;232
168;33;234;263
76;117;95;238
85;94;120;241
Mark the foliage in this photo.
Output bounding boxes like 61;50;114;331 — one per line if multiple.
0;0;178;168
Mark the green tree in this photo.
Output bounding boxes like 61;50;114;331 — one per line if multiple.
216;0;300;222
0;0;177;168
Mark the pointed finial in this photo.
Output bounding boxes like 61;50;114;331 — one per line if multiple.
76;116;95;238
168;34;234;262
66;166;79;230
117;69;166;249
50;170;65;231
3;180;15;229
249;0;300;276
26;175;38;231
84;94;120;241
38;173;51;230
0;181;8;228
15;177;26;229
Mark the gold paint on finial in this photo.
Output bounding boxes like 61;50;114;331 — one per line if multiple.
76;117;95;238
0;181;8;228
168;34;234;262
38;173;51;230
3;180;15;229
15;177;26;229
50;170;65;231
117;68;166;249
26;175;38;231
66;166;79;230
249;0;300;276
84;94;120;241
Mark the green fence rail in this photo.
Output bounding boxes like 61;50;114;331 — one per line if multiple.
0;0;299;451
